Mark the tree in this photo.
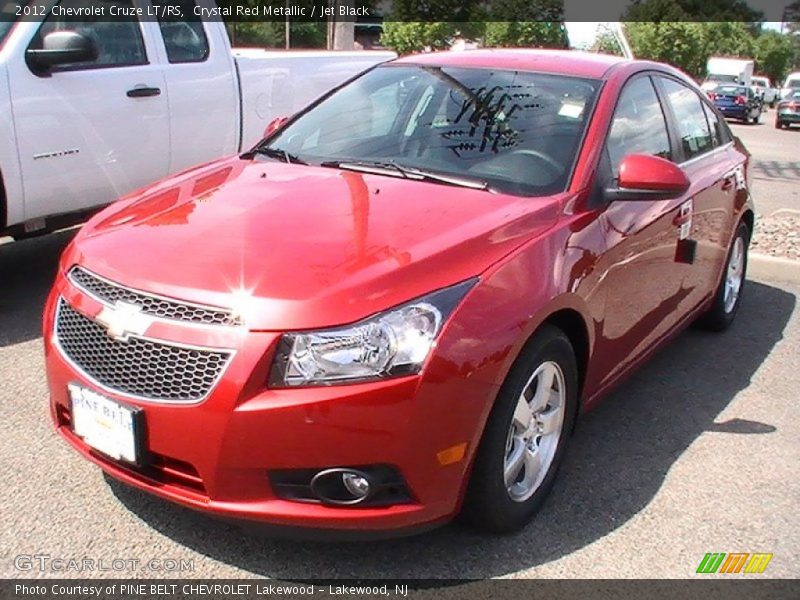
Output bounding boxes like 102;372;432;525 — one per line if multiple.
381;22;466;54
591;28;624;57
380;0;483;54
623;0;763;22
700;22;756;59
625;22;707;77
483;0;567;48
755;30;795;83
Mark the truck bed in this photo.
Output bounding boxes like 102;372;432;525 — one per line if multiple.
233;49;397;150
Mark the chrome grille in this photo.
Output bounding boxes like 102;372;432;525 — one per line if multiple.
68;267;241;326
55;299;232;403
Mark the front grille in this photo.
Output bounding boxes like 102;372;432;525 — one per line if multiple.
55;299;232;402
68;266;241;326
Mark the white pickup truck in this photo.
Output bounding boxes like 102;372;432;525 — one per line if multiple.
0;0;394;239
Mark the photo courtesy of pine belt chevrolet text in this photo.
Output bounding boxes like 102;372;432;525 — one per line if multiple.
43;49;754;538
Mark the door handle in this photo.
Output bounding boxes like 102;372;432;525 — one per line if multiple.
126;86;161;98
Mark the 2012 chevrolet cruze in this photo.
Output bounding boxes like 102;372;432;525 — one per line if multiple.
45;50;753;537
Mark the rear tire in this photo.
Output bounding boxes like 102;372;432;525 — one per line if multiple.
697;222;750;332
462;324;578;533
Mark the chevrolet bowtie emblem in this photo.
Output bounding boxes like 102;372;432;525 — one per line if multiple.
95;301;152;341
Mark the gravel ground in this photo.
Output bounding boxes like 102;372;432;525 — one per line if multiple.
751;211;800;260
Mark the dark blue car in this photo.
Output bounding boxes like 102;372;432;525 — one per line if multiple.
709;84;763;124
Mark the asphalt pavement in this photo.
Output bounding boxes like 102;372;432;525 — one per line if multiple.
1;122;799;580
730;107;800;216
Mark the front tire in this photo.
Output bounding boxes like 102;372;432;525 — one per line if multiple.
462;324;578;533
697;222;749;331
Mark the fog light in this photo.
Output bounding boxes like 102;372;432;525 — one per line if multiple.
310;468;375;505
341;472;371;498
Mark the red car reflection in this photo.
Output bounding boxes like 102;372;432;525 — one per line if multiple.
44;50;753;538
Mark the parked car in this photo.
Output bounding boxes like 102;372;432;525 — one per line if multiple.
45;49;753;537
708;84;763;124
775;90;800;129
751;76;777;107
701;57;754;91
780;72;800;100
0;0;394;241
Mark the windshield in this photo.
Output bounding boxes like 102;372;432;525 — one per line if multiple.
708;74;738;84
261;65;600;196
786;79;800;89
0;1;25;47
716;86;747;95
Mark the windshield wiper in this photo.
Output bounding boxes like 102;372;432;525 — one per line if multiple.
253;146;306;165
320;160;488;191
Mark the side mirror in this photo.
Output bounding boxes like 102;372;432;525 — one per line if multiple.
26;31;98;71
605;154;690;202
263;116;289;138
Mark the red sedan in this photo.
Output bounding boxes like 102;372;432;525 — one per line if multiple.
44;50;753;537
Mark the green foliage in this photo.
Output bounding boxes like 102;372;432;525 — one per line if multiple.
388;0;479;22
625;22;707;77
755;30;796;83
591;30;624;57
623;0;763;22
484;22;567;48
381;21;465;54
226;22;282;48
701;22;755;59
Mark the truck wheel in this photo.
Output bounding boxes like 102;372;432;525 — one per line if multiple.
775;120;783;129
462;324;578;533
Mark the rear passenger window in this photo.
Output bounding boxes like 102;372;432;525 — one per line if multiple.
157;1;210;63
31;0;147;69
606;76;672;176
660;78;714;161
702;102;722;147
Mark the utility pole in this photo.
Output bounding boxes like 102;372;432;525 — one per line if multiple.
285;0;290;49
328;0;355;50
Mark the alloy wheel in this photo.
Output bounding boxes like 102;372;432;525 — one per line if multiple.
724;236;745;314
504;361;566;502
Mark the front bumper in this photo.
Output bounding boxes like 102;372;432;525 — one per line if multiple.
44;272;498;536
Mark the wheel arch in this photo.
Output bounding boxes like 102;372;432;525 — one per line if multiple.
541;308;590;405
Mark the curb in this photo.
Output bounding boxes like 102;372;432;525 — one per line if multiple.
748;253;800;283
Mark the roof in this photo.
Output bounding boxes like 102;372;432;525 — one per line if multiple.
392;49;629;80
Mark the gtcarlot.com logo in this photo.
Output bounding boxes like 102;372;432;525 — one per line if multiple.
696;552;773;574
14;554;194;573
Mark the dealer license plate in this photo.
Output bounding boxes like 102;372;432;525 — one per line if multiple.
68;383;140;463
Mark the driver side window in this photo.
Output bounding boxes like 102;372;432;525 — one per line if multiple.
606;76;672;177
30;0;147;70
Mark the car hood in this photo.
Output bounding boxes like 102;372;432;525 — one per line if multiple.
67;157;561;330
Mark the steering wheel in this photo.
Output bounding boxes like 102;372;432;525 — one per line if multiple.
505;149;564;179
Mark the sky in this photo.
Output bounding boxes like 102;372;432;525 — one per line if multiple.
566;21;787;50
563;0;794;22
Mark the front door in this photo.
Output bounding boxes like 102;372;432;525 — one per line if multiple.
8;0;169;221
592;75;692;389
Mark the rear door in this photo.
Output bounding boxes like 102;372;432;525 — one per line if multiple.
8;0;170;221
149;0;239;174
655;75;737;312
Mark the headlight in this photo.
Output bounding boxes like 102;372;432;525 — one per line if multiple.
269;279;477;387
